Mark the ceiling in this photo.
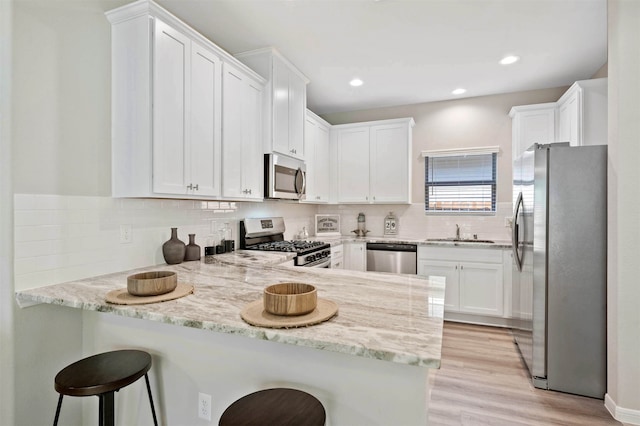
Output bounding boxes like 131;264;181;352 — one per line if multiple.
157;0;607;115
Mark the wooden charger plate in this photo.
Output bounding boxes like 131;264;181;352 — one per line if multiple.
105;282;194;305
241;299;338;329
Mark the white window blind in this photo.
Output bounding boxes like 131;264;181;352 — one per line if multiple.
425;153;497;213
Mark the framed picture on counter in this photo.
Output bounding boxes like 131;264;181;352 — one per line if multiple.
315;214;341;237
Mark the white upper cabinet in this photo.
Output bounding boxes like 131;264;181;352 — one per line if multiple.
510;78;607;160
555;78;608;147
106;0;264;200
152;19;190;195
336;126;371;203
189;43;223;197
221;63;264;200
303;110;331;203
334;118;414;204
235;48;309;160
509;103;556;160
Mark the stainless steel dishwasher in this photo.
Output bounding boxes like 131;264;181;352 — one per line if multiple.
366;243;417;274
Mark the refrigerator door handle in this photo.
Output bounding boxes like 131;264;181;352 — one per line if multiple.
512;191;523;272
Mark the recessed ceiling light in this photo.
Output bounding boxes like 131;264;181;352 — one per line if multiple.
500;55;520;65
350;78;364;87
452;88;466;95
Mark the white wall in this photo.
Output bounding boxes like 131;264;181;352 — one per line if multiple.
606;1;640;424
1;0;15;423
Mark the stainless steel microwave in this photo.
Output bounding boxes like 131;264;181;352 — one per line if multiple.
264;154;306;200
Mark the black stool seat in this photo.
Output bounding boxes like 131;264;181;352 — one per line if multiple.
53;349;158;426
219;388;325;426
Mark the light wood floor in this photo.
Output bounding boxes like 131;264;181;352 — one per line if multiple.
428;322;620;426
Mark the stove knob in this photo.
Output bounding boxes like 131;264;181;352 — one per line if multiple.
306;255;313;262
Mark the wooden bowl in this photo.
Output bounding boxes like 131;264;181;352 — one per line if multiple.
263;283;317;316
127;271;177;296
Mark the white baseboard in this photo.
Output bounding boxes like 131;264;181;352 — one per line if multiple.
605;393;640;425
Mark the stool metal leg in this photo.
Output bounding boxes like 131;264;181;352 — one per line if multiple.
99;392;115;426
144;373;159;426
53;394;63;426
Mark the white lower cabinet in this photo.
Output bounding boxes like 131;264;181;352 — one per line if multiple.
418;246;507;324
330;244;344;269
344;242;366;271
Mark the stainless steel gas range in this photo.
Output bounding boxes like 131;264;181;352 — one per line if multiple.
239;217;331;268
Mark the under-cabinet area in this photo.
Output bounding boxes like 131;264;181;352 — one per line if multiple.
418;245;513;327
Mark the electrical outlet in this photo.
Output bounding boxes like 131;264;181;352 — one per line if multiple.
119;224;132;243
198;392;212;421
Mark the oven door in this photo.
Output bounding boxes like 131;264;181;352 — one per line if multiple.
265;154;306;200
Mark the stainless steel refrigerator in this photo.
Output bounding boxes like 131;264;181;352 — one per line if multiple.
511;143;607;399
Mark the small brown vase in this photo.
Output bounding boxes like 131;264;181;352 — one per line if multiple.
162;228;186;265
184;234;201;261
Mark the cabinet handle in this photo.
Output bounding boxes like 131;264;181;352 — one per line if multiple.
373;196;376;201
187;183;199;191
455;265;458;270
460;265;464;270
248;189;252;194
365;196;368;201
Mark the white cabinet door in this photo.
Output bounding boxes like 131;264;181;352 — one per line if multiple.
331;244;344;269
344;242;366;271
418;259;460;312
304;111;330;203
272;55;290;156
337;127;370;203
510;104;556;160
557;91;579;146
288;71;306;158
222;63;263;200
242;77;264;199
315;124;330;202
459;262;504;316
370;123;410;203
152;19;189;195
189;43;222;197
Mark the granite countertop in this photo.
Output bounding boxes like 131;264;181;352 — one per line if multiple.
15;260;445;368
314;235;512;249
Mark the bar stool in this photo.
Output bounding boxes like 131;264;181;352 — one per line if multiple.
53;349;158;426
219;387;325;426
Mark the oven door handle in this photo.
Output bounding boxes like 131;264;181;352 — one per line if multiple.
307;258;331;268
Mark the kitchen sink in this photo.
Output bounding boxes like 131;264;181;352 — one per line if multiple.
426;238;495;244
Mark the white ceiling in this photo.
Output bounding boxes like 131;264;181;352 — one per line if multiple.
158;0;607;115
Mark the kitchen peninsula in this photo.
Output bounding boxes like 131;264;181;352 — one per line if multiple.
16;255;445;425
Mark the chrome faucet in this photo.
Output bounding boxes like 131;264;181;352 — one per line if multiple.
455;224;460;239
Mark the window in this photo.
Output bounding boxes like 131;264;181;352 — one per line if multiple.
423;148;497;214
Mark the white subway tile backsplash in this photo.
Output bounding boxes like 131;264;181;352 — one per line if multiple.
13;194;317;291
14;193;510;291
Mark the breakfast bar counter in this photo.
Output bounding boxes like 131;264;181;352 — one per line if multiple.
16;260;445;425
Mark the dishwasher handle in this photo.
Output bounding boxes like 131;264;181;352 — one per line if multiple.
366;243;417;252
